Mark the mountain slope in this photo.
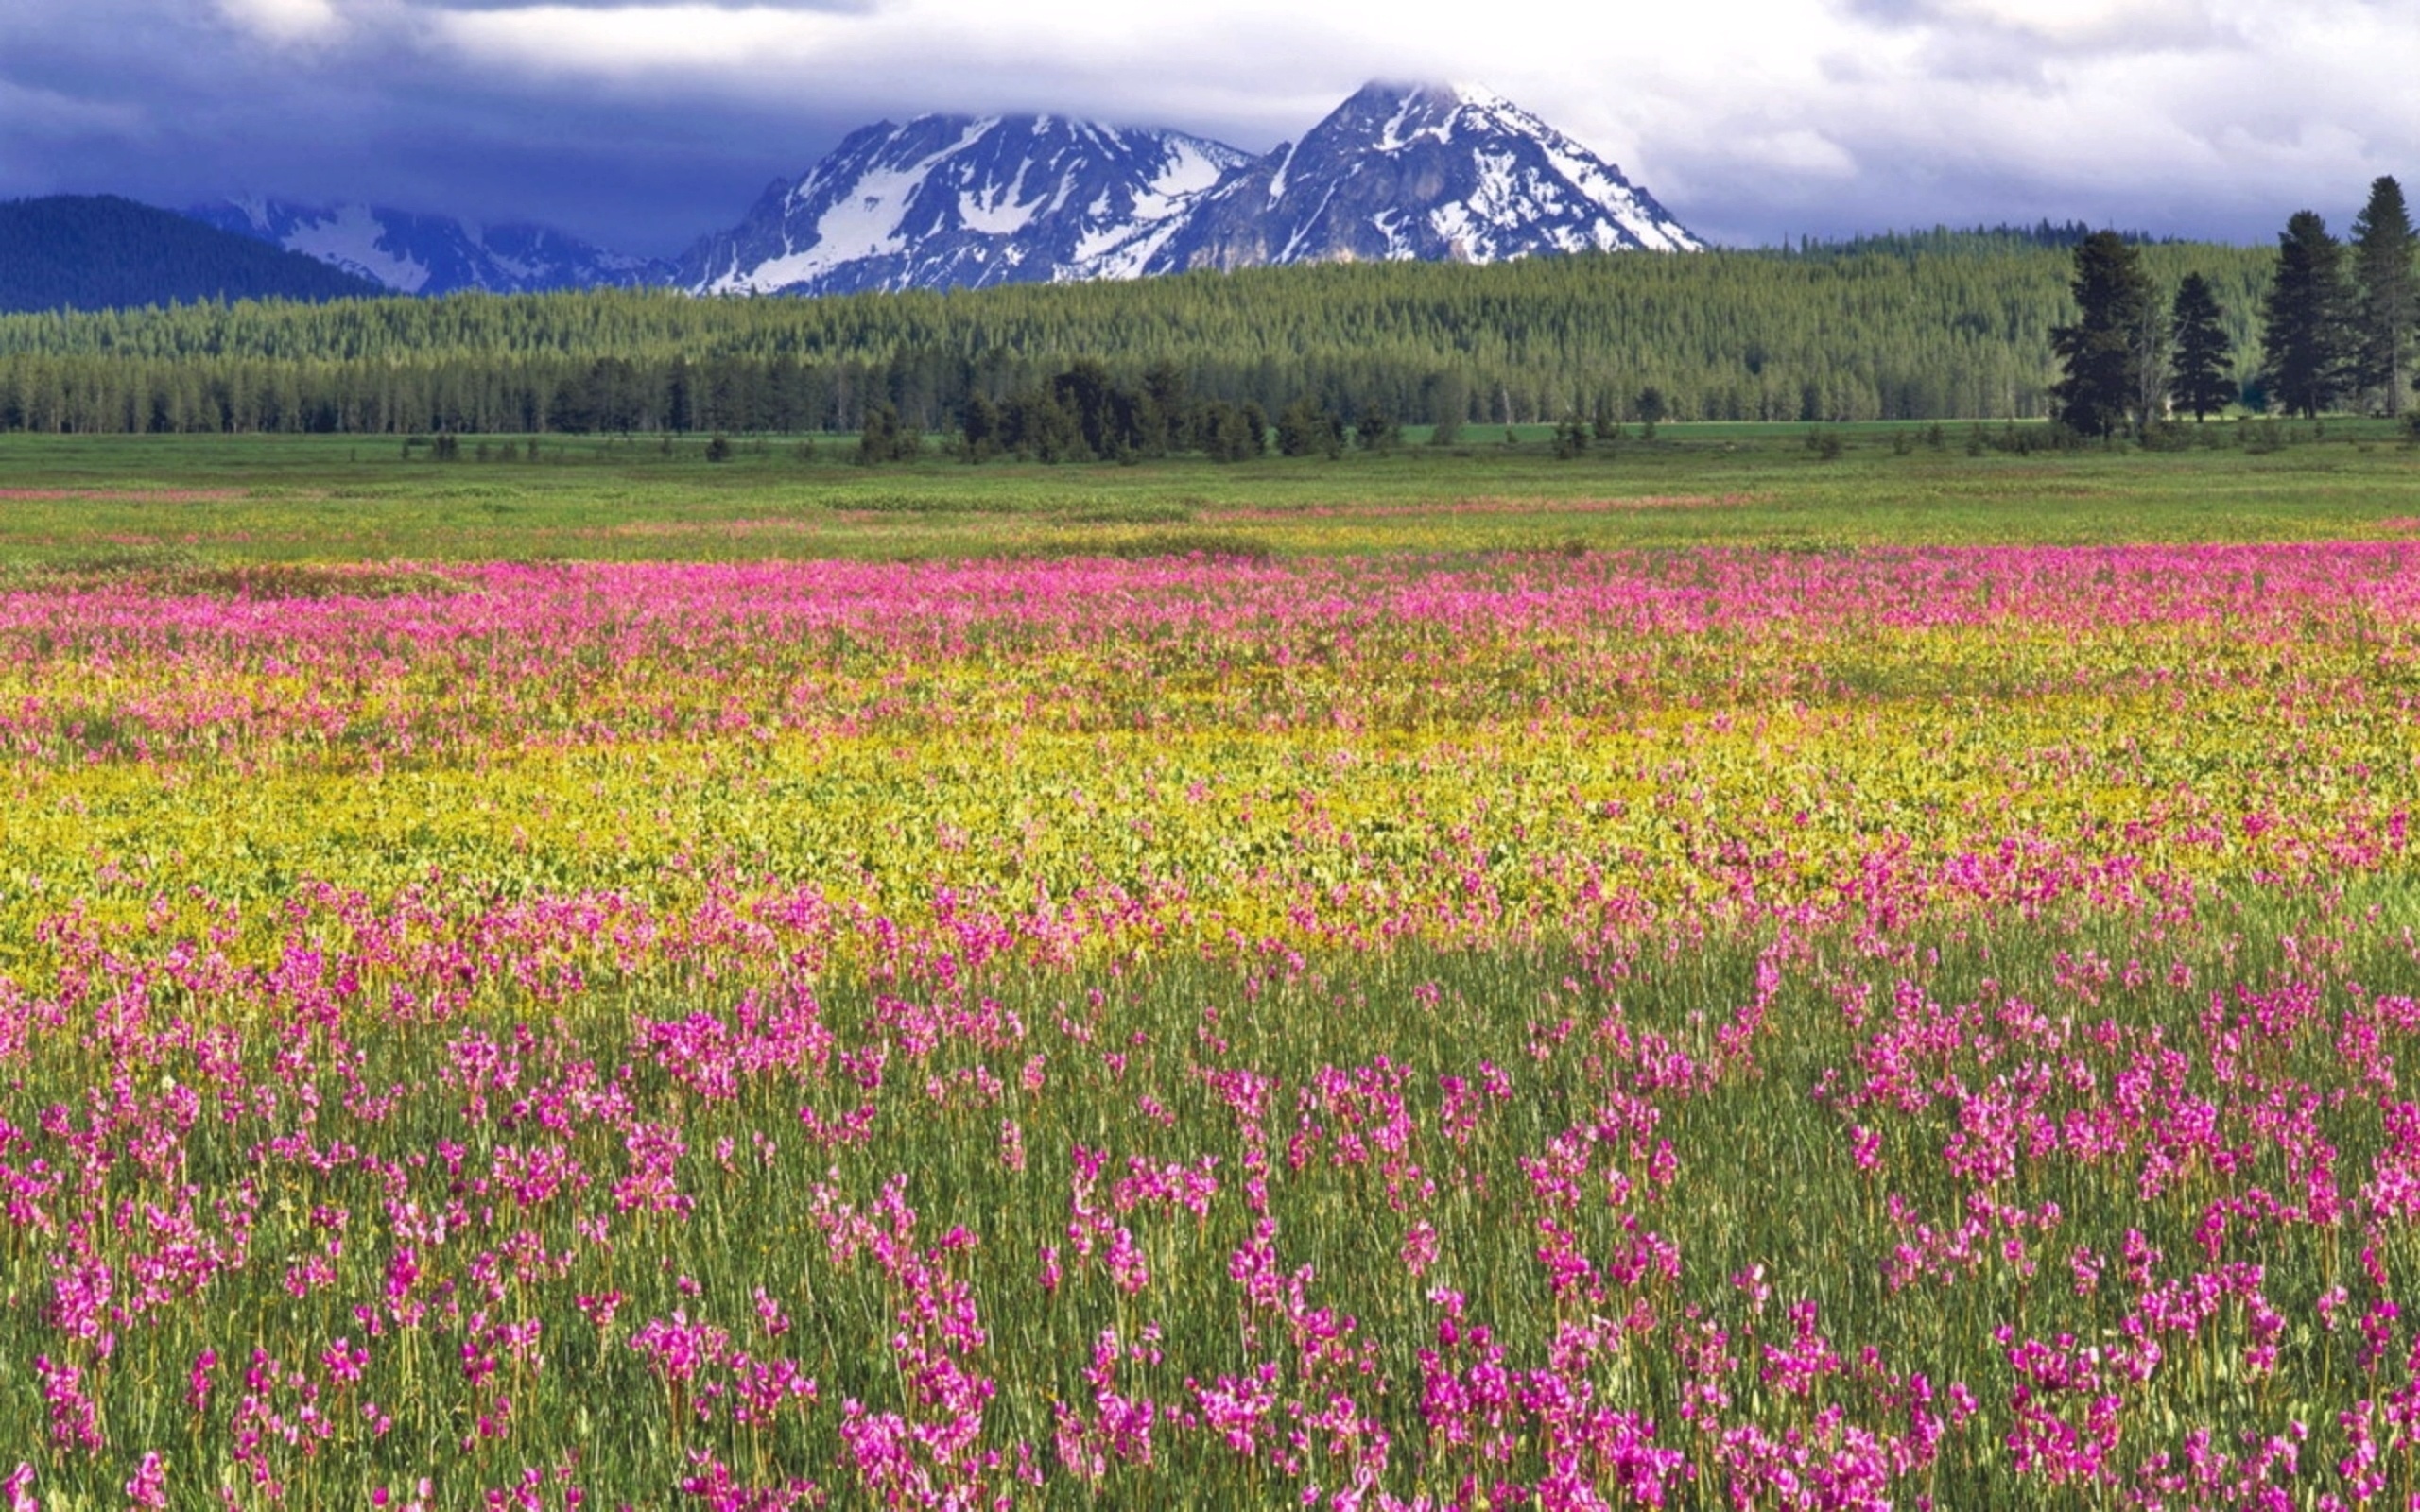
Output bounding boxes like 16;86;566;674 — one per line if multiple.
0;195;382;313
1156;82;1700;272
682;80;1700;296
675;114;1251;296
191;198;668;295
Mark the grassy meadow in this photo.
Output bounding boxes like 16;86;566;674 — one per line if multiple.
0;423;2418;1508
0;418;2412;569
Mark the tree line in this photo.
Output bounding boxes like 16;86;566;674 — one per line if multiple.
2053;177;2415;436
0;232;2280;436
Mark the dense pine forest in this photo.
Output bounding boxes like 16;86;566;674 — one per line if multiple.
0;232;2278;435
0;196;381;316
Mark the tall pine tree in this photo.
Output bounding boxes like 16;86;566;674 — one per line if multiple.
2051;231;2159;437
2262;210;2352;419
2351;176;2416;417
2166;272;2234;421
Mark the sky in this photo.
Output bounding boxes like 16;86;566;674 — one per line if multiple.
1;0;2413;257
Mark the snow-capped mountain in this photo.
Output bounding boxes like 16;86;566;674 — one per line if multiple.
675;115;1251;297
189;82;1697;301
1158;81;1701;270
680;80;1699;296
189;198;668;295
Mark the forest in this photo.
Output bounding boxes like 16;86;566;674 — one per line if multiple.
0;232;2281;436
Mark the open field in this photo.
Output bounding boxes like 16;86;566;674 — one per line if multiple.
2;428;2419;1507
0;420;2412;568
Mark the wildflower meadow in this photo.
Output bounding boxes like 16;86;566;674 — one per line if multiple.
7;505;2420;1507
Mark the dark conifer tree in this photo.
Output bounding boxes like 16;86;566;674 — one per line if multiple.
1137;360;1186;456
2351;176;2415;416
1275;396;1342;457
2050;232;2158;437
1552;411;1590;458
959;392;1000;461
1239;401;1271;456
665;355;695;433
2261;211;2353;419
2166;272;2234;421
1050;358;1118;457
857;401;901;464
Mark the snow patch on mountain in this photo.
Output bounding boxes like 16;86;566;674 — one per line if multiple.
675;113;1256;297
208;80;1701;301
274;202;433;292
679;80;1701;297
189;198;668;295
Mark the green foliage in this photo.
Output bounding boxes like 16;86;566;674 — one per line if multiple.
856;402;923;464
2051;232;2160;438
0;233;2278;434
1634;385;1668;432
1275;396;1344;458
1552;412;1590;459
0;419;2412;575
2350;177;2416;417
2167;272;2235;421
2262;211;2355;420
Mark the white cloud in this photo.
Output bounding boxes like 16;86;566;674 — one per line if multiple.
406;0;2417;232
431;4;856;76
10;0;2414;246
216;0;346;43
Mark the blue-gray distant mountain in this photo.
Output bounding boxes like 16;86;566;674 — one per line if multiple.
678;80;1700;296
191;198;669;295
677;114;1253;297
0;195;380;313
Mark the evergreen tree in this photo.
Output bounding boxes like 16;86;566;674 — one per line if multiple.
2351;176;2416;416
1426;370;1468;442
1004;387;1084;462
1239;401;1271;457
1589;388;1621;444
1050;358;1119;457
0;233;2288;434
1275;396;1343;457
1634;386;1668;435
2050;231;2159;437
2261;211;2353;419
2166;272;2234;421
1552;412;1590;458
1137;360;1186;455
959;392;1001;461
665;355;695;433
857;401;920;463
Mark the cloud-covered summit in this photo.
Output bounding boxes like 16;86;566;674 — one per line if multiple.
3;0;2411;255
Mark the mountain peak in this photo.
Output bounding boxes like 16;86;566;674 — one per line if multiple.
678;111;1255;296
1348;78;1500;110
679;82;1700;295
211;82;1702;301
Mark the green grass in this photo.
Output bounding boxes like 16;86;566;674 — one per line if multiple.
0;420;2411;568
14;890;2418;1507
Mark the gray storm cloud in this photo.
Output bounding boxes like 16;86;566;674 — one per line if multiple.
1;0;2411;255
